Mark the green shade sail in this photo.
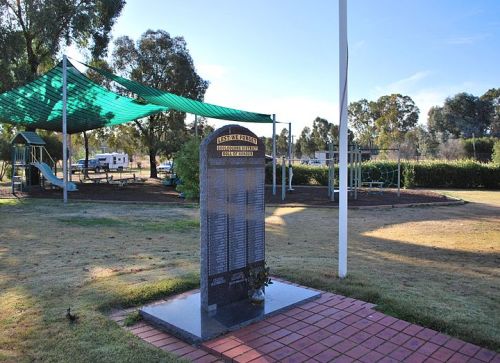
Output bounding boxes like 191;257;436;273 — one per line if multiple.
0;60;168;134
82;62;273;124
0;59;272;134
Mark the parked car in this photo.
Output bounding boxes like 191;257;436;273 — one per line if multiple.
158;162;172;173
71;158;101;173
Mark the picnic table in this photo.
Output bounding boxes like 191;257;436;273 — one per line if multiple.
362;181;384;194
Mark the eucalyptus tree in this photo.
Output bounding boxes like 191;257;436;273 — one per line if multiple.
0;0;125;91
276;128;289;156
349;94;418;149
295;126;315;158
348;99;377;148
374;94;419;149
481;88;500;137
428;93;492;139
112;30;208;177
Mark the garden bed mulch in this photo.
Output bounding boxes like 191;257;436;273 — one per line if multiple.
1;179;460;208
266;185;461;208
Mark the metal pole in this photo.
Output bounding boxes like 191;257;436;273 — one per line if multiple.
288;122;293;191
195;115;198;139
397;148;401;197
328;142;333;199
287;122;292;166
338;0;348;278
349;145;353;198
353;146;359;200
328;153;331;198
62;55;68;204
281;156;286;201
272;114;277;195
68;134;72;182
11;146;15;194
360;149;363;186
357;146;361;198
332;149;336;202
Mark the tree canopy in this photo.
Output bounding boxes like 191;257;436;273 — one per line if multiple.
294;117;352;158
276;128;289;156
480;88;500;137
428;92;495;139
0;0;125;92
112;29;208;177
349;94;419;149
348;99;376;148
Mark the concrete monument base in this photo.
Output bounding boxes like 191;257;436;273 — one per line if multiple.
140;280;320;344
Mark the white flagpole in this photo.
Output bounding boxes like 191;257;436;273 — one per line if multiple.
338;0;348;278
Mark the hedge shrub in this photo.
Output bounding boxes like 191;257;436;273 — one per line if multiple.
265;160;500;189
493;140;500;165
412;160;499;188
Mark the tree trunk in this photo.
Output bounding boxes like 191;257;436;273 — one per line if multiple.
0;161;6;181
83;132;89;178
149;148;158;178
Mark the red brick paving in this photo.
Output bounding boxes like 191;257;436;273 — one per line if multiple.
110;281;499;362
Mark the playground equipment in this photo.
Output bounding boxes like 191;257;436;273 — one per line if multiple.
11;132;77;193
326;144;363;201
278;144;401;202
359;148;401;197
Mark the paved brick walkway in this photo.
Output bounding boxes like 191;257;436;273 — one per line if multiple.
111;313;222;362
112;285;499;363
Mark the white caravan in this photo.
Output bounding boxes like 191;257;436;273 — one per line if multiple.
95;152;129;171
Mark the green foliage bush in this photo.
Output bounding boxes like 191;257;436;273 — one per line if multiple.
403;163;416;188
266;164;329;185
493;140;500;165
174;138;200;199
266;160;500;189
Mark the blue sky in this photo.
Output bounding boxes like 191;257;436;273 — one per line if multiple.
73;0;500;137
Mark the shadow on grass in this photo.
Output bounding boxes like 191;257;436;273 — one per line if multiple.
266;201;500;351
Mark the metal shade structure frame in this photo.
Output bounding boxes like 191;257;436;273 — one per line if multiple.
55;57;281;203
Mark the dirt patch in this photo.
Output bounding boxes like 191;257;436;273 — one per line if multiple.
1;179;457;207
266;185;456;207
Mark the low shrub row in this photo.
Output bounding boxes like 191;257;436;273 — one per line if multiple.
411;160;499;189
265;160;500;189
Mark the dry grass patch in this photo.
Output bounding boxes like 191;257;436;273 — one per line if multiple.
266;190;500;351
0;200;198;362
0;190;498;361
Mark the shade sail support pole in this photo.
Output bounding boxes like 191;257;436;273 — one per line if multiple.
338;0;348;278
62;55;68;204
288;122;293;191
195;114;198;139
272;114;276;195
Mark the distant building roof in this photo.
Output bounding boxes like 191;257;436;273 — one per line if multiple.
11;131;46;145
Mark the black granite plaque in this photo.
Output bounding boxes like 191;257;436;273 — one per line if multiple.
200;125;265;311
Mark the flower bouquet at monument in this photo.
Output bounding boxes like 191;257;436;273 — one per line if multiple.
246;264;273;304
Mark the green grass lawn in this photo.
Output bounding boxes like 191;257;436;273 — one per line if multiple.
0;190;499;361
